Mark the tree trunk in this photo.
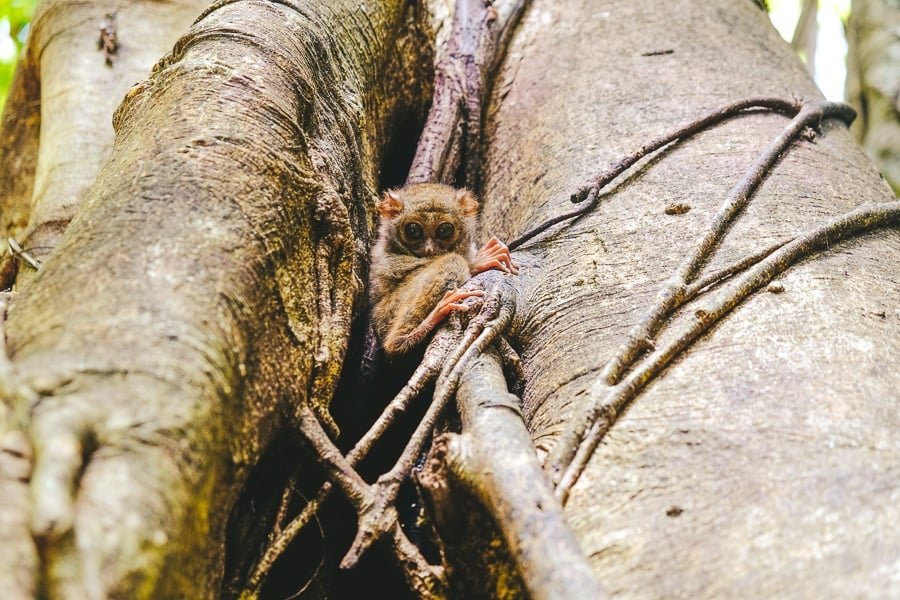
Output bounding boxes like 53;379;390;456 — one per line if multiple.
0;0;432;596
846;0;900;194
479;0;899;596
1;0;897;598
792;0;818;76
0;0;212;276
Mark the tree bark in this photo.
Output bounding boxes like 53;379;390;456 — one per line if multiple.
1;0;898;597
0;0;211;281
0;0;431;596
479;0;899;596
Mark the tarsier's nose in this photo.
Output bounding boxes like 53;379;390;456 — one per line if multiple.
422;241;437;256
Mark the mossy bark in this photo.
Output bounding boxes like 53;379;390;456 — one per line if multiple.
0;0;431;596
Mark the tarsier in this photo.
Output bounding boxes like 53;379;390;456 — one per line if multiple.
369;183;518;356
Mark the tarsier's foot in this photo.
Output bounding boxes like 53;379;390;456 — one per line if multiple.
471;236;519;275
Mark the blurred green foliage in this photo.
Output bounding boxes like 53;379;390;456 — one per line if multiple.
0;0;36;113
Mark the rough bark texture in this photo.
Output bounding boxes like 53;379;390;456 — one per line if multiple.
0;0;210;279
0;0;432;596
0;62;39;247
479;0;899;596
1;0;898;597
846;0;900;194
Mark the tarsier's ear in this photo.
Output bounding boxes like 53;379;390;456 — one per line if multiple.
456;188;479;217
377;189;403;218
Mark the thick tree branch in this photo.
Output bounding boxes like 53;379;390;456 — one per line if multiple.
422;346;608;599
7;0;208;281
408;0;528;186
0;0;433;596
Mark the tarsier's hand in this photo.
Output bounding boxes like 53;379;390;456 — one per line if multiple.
427;288;486;328
387;288;485;355
471;236;519;275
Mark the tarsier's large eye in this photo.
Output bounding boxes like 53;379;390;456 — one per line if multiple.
436;222;455;240
404;222;424;241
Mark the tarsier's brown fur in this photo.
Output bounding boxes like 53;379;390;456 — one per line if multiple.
370;183;516;356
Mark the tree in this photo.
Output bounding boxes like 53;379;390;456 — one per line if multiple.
1;0;897;598
846;0;900;194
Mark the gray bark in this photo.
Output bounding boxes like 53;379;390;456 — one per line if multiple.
480;0;899;596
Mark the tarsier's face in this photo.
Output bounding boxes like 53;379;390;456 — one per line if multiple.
377;183;479;258
396;210;463;257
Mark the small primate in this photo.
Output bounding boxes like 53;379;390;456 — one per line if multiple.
369;183;518;357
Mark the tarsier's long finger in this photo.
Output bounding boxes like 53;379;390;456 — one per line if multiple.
442;289;485;303
481;249;519;273
483;236;515;256
480;246;510;260
482;242;520;272
471;258;506;275
479;258;514;274
473;241;519;274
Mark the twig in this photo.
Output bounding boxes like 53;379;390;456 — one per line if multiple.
245;333;454;592
545;99;856;485
297;405;371;508
341;296;514;568
7;239;41;271
279;488;326;600
245;485;330;593
495;335;525;396
272;471;299;538
247;280;503;592
681;238;788;303
298;404;447;594
506;97;851;251
553;199;900;502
